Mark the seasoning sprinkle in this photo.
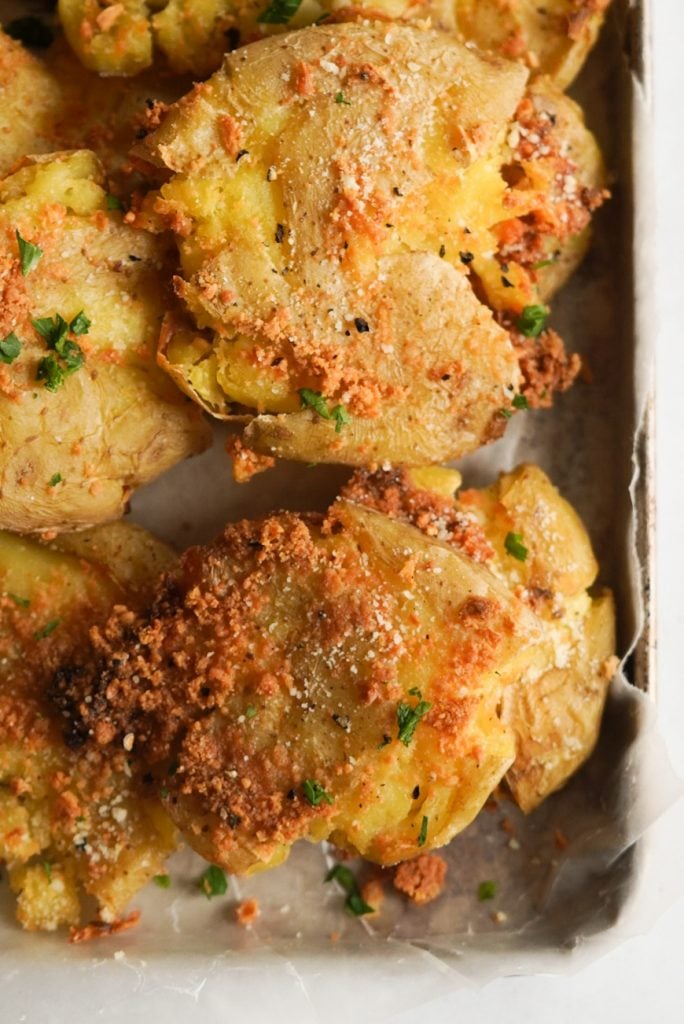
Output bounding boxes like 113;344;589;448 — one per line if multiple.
257;0;302;23
477;880;497;901
516;304;549;338
326;864;374;916
0;332;22;364
153;874;171;889
34;618;61;640
418;815;428;847
397;699;431;746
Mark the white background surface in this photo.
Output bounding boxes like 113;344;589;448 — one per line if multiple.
393;1;684;1020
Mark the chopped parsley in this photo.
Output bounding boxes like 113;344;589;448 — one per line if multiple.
33;311;89;390
7;593;30;608
257;0;302;23
245;704;257;719
499;408;513;420
335;92;352;106
153;874;172;889
302;779;334;807
41;860;52;883
418;815;428;847
16;231;42;276
326;864;374;916
477;879;497;901
397;699;432;746
516;304;549;338
34;618;60;640
48;473;62;487
532;258;555;270
106;193;124;211
512;394;529;410
199;864;228;898
408;686;422;697
0;332;22;364
298;388;350;433
504;531;528;562
5;16;54;49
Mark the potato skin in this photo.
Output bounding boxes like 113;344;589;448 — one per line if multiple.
0;150;210;534
143;24;532;465
344;463;617;811
0;522;178;932
54;501;538;874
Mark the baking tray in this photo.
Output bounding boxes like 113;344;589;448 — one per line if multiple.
0;2;673;1020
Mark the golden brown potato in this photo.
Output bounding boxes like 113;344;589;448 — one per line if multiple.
52;463;615;875
0;522;178;933
57;0;610;87
0;149;210;534
136;24;602;467
54;500;538;874
0;29;190;189
343;463;617;811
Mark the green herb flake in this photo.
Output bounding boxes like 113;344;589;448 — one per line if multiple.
346;892;374;916
504;531;528;562
396;699;432;746
7;593;30;608
335;92;352;106
477;879;497;901
331;404;350;434
0;332;22;364
199;864;228;899
257;0;302;23
106;193;124;211
16;230;43;276
532;258;555;270
516;304;549;338
418;815;428;848
34;618;61;640
408;686;422;698
512;394;529;410
69;311;91;336
245;704;257;719
302;779;334;807
48;473;62;487
159;785;170;799
298;388;350;432
5;16;54;49
499;407;512;420
153;874;172;889
36;355;65;392
326;864;374;916
42;860;52;883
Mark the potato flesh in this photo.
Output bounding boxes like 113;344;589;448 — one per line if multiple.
0;150;209;533
450;463;616;810
146;25;532;464
57;0;609;87
0;525;178;932
62;500;539;874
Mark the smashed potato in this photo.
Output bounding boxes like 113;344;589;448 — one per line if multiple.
0;522;178;932
0;29;190;190
0;149;210;534
52;464;614;875
139;24;604;466
57;0;611;87
343;462;616;811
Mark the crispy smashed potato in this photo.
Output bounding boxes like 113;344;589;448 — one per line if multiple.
52;463;615;876
0;30;190;190
57;0;611;87
138;24;604;466
343;463;616;811
0;522;178;932
0;149;210;534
